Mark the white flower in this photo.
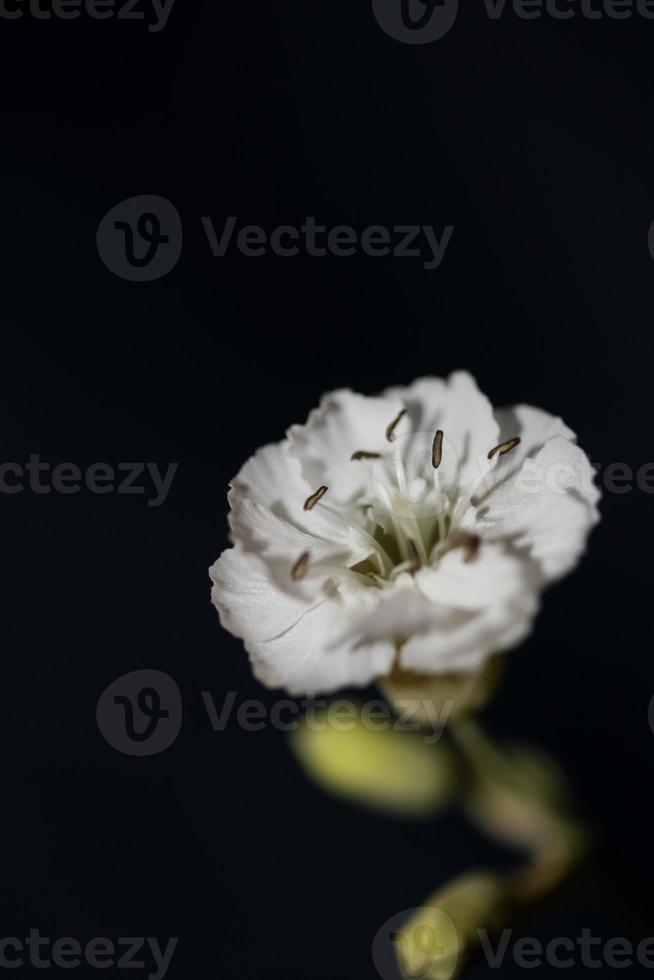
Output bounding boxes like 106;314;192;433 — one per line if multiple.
210;372;600;696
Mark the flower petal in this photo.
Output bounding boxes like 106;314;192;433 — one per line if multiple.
482;404;577;495
247;597;396;695
333;545;539;677
287;389;404;506
210;546;318;644
476;436;600;580
415;542;532;611
399;593;538;676
384;371;500;497
212;547;395;694
227;488;384;582
231;439;368;544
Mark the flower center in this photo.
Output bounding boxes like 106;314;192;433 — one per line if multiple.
294;414;521;585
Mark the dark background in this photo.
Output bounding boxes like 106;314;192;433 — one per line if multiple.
1;0;653;976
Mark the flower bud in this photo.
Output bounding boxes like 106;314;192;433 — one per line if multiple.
395;872;513;980
453;722;588;893
379;655;505;728
290;702;457;817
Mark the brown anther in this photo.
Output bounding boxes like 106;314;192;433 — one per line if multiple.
487;436;521;461
385;408;407;443
351;450;381;461
463;535;481;564
303;486;328;511
408;539;422;572
291;551;310;581
432;429;444;469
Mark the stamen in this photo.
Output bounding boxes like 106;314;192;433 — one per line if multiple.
385;408;407;443
463;535;480;563
432;429;444;469
408;538;422;572
303;485;328;511
351;450;381;461
291;551;310;581
389;561;414;580
487;436;521;461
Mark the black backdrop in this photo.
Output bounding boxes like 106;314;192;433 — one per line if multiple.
1;1;653;977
